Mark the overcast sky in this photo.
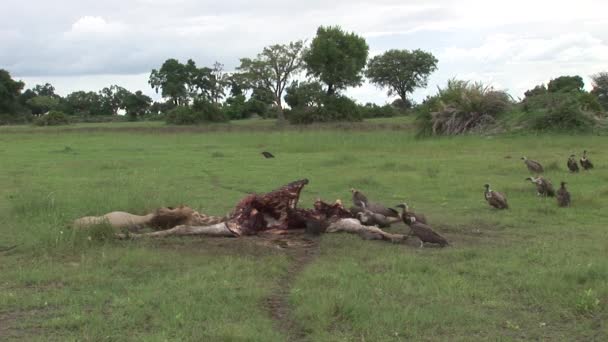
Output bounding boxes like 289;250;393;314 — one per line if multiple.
2;0;607;104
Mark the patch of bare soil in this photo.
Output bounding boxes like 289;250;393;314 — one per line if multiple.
262;231;320;342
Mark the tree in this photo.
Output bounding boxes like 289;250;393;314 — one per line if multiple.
149;59;189;106
63;91;103;115
366;49;438;104
547;76;584;93
0;69;25;114
237;40;305;122
123;91;152;120
99;85;130;115
591;72;608;110
284;81;325;108
303;26;369;96
32;83;58;98
26;96;60;115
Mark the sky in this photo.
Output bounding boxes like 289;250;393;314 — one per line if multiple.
2;0;607;104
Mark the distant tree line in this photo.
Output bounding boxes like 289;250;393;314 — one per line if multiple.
2;25;607;126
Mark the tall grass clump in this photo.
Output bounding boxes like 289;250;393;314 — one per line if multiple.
416;79;512;136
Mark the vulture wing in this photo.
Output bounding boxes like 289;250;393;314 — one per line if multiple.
411;222;449;246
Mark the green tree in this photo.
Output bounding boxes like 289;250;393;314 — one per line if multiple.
149;58;189;106
547;76;584;93
32;83;58;98
0;69;25;114
366;49;438;104
63;91;103;115
99;85;130;115
591;72;608;110
303;26;369;95
284;81;325;108
123;91;152;120
26;96;60;115
237;40;304;122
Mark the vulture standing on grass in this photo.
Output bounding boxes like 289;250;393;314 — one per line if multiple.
403;215;449;248
556;182;571;207
350;188;399;218
567;154;580;173
261;151;275;158
580;150;594;170
484;184;509;209
522;156;544;173
395;203;428;224
526;176;555;197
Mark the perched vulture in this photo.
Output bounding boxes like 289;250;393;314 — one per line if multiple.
526;176;555;197
567;155;580;173
261;151;275;158
355;210;391;228
556;182;571;207
580;150;594;170
403;215;449;248
395;203;428;224
484;184;509;209
350;188;369;207
350;188;399;218
522;156;544;173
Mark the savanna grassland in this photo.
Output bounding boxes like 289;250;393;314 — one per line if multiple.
1;119;607;341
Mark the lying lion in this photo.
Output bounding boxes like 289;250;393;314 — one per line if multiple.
73;206;227;231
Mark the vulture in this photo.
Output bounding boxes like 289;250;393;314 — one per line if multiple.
567;154;580;173
526;176;555;197
356;210;391;228
556;182;571;207
522;156;544;173
403;215;449;248
580;150;594;170
395;203;428;224
484;184;509;209
350;188;369;207
350;188;399;218
261;151;275;158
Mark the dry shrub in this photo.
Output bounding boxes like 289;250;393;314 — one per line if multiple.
417;79;512;136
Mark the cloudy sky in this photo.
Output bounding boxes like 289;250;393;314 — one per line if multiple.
2;0;607;104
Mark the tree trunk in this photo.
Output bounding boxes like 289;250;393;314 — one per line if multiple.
275;96;286;124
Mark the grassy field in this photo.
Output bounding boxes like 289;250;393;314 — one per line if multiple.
0;119;607;341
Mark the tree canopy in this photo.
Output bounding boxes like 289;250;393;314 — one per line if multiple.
0;69;25;114
237;40;304;122
591;72;608;110
303;26;369;95
366;49;438;103
547;76;584;93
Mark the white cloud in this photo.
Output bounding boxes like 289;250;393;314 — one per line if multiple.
67;16;126;36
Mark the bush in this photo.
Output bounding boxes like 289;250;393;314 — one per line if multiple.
166;106;200;125
33;110;70;126
0;112;33;125
359;103;399;118
166;102;228;125
416;79;512;135
528;93;595;131
287;95;362;124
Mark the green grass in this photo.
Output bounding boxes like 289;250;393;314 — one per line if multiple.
0;121;607;341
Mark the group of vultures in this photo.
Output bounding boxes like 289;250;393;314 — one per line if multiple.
347;150;595;248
